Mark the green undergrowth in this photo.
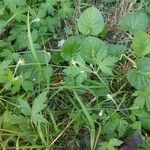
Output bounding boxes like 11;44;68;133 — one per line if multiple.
0;0;150;149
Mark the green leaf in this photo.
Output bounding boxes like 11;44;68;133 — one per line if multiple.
117;120;128;137
31;91;48;124
100;138;123;150
64;55;88;85
0;20;6;34
127;69;150;89
64;66;81;77
2;111;28;130
109;138;123;147
19;51;51;72
77;7;104;35
61;36;81;61
64;65;87;85
132;32;150;57
134;110;150;130
80;36;108;62
19;100;31;116
95;56;119;75
42;65;53;82
85;80;109;97
107;43;126;56
0;60;11;76
137;57;150;75
119;12;149;34
133;86;150;111
33;114;48;124
4;0;26;12
21;80;33;91
52;51;63;64
59;1;73;18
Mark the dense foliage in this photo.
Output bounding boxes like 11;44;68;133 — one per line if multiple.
0;0;150;149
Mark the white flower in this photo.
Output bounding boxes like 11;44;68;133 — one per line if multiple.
58;39;65;47
18;58;25;65
33;78;36;81
31;17;40;24
80;70;85;73
71;59;76;66
47;52;51;60
14;75;23;81
99;110;103;117
107;94;113;100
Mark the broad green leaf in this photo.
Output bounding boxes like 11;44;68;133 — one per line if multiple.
61;36;81;61
132;32;150;57
77;7;104;35
119;12;149;34
95;56;119;75
107;43;126;56
137;57;150;75
80;36;108;62
127;69;150;89
21;80;33;91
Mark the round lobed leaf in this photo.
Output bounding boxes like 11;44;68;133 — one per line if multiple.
137;57;150;75
132;32;150;57
127;69;150;89
77;7;104;36
79;36;108;61
119;12;149;34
